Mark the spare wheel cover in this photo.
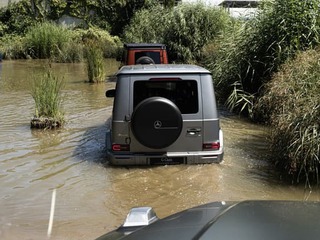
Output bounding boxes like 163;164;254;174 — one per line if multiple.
136;56;155;64
131;97;182;149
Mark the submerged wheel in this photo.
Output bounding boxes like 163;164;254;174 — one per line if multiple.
135;56;155;64
131;97;182;149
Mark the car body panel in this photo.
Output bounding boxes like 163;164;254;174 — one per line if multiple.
95;201;320;240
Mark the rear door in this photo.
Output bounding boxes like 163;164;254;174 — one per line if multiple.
129;74;203;152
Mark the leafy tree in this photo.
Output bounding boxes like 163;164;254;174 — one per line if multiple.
96;0;158;35
123;4;167;43
0;0;36;35
163;3;229;63
163;0;177;8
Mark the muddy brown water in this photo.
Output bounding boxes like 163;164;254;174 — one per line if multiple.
0;60;319;240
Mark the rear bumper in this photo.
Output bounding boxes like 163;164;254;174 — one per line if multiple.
107;150;224;165
106;129;224;165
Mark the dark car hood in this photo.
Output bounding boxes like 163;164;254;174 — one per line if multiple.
96;200;320;240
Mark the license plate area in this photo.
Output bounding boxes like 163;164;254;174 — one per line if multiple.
150;157;185;165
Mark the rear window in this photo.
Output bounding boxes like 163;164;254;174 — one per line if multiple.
135;52;161;64
133;80;198;114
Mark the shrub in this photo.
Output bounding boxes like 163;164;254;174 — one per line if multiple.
0;34;28;59
123;3;229;63
76;26;122;58
163;3;229;63
258;49;320;184
123;4;168;43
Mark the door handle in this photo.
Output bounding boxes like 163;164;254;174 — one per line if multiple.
187;128;201;136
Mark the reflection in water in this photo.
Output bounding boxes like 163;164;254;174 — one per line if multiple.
0;60;319;240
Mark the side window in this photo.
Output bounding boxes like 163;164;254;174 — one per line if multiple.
133;80;198;114
135;52;161;64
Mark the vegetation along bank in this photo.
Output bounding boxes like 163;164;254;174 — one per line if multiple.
0;0;319;183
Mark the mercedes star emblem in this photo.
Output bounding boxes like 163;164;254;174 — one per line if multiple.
154;120;162;129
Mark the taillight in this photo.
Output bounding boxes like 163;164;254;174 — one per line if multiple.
112;144;130;151
203;142;220;150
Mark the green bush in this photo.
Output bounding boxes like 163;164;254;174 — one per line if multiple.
163;3;229;63
258;49;320;183
0;21;8;37
1;22;122;62
0;0;36;35
123;4;166;43
97;0;158;35
123;3;229;63
76;26;122;58
210;0;320;118
0;34;28;59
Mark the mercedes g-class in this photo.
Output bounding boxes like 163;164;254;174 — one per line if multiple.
105;64;223;165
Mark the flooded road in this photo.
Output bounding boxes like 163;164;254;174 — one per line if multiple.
0;60;319;240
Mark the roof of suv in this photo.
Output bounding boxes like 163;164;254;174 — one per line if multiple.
124;43;166;49
116;64;212;75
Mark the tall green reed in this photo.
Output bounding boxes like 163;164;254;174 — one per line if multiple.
24;21;71;59
31;67;65;125
258;49;320;184
84;41;106;83
210;0;320;119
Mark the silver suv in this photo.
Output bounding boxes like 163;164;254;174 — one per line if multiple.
105;64;223;165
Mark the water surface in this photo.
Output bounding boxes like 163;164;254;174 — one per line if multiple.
0;60;318;240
